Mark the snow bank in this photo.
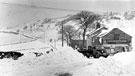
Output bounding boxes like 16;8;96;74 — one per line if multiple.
73;51;135;76
52;46;88;63
112;52;135;66
0;46;88;67
1;46;135;76
0;45;88;76
20;46;88;66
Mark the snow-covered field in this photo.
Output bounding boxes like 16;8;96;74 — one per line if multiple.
0;32;35;46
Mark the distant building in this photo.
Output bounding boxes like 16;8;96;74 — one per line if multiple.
71;40;86;49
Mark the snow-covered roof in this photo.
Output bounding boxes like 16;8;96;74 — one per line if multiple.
96;28;113;37
86;26;108;36
95;27;132;38
0;40;51;52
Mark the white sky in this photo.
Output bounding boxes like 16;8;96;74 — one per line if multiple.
0;0;135;27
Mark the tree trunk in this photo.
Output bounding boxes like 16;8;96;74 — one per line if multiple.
82;28;87;48
69;35;72;46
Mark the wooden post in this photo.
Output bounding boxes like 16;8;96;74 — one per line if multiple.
62;23;64;47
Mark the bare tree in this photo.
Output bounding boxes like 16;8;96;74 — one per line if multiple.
59;25;76;46
69;11;101;48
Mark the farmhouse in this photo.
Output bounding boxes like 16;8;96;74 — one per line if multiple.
87;27;132;54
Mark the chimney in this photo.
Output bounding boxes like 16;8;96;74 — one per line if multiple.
96;22;101;29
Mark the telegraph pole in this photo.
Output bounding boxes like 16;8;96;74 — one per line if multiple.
62;23;64;47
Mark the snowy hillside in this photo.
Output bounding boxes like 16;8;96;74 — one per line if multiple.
6;15;74;43
5;11;135;44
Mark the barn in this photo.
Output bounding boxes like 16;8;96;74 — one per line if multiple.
87;27;132;54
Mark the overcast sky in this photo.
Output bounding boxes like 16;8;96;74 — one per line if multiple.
0;0;135;27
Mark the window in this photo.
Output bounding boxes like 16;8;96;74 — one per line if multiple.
114;34;120;40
